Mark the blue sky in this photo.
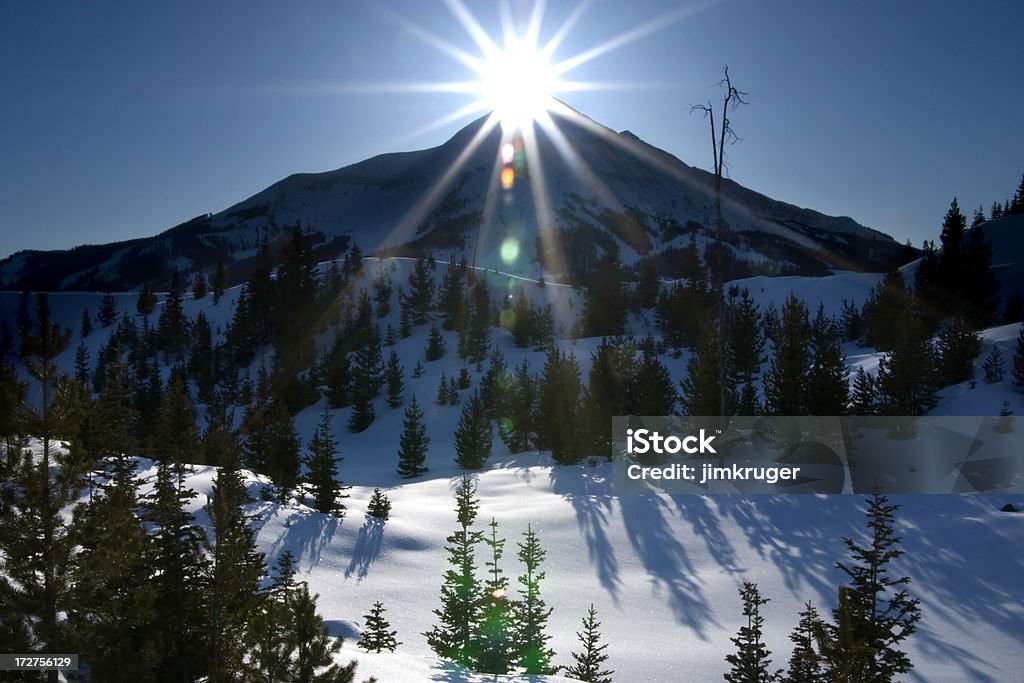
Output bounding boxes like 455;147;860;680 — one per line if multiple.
2;0;1021;260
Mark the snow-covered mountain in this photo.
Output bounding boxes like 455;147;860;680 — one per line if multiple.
0;105;908;292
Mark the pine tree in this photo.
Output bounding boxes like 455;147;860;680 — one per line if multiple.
3;294;84;673
833;492;921;682
849;367;877;416
812;587;874;682
983;345;1005;383
324;336;351;409
426;324;446;361
445;375;461;405
157;269;190;361
426;476;484;666
143;461;208;682
212;260;227;304
74;341;91;389
805;305;848;416
565;604;613;683
367;488;391;521
436;372;449;406
306;408;348;516
99;291;118;327
79;307;93;338
411;359;424;379
474;517;514;674
727;287;765;413
938;197;966;289
457;366;471;390
515;524;555;675
407;256;435;326
680;333;723;416
501;359;536;452
385;349;404;408
202;447;266;680
994;400;1014;434
724;582;778;683
785;602;826;683
349;328;383;433
936;317;982;385
137;281;157;315
153;372;201;477
764;295;811;416
455;389;493;469
877;315;939;416
397;395;430;478
583;249;628;337
71;460;157;680
245;401;302;502
360;601;400;652
439;257;468;332
193;271;208;299
479;348;509;421
538;350;583;463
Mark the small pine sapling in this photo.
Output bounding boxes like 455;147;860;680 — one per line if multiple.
360;601;401;652
367;488;392;521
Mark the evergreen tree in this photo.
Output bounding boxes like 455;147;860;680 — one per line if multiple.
212;260;227;304
583;249;628;337
153;372;201;476
324;336;351;409
367;488;392;521
143;461;207;682
80;307;93;338
74;341;91;389
373;268;393;318
2;294;83;672
582;339;634;455
960;223;1000;327
455;389;493;469
994;400;1014;434
439;257;468;332
436;372;449;406
426;476;484;666
202;447;265;680
811;587;875;682
406;256;435;325
193;271;208;299
360;601;400;652
877;315;940;416
515;524;555;675
245;401;302;502
397;395;430;478
385;349;404;408
784;602;826;683
99;291;118;327
938;197;966;289
474;517;514;674
349;328;383;433
71;461;157;680
727;287;765;413
935;317;981;385
680;333;723;415
501;359;537;452
445;375;461;405
157;269;190;360
805;305;848;416
833;492;921;682
565;604;613;683
764;295;812;416
137;281;157;316
862;270;913;351
426;325;446;361
538;350;583;463
983;345;1005;383
461;280;492;365
632;350;677;416
1014;325;1024;390
724;582;778;683
479;348;509;421
411;359;424;379
849;367;878;416
457;366;471;390
306;409;348;516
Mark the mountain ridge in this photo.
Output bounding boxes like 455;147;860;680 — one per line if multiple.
1;107;907;292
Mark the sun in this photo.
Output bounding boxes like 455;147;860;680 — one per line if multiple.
477;35;557;133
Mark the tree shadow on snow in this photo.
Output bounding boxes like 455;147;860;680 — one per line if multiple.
266;506;340;570
618;494;718;639
548;466;622;605
345;517;385;581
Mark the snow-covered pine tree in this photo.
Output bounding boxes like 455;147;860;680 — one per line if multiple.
565;603;613;683
833;492;921;682
474;517;514;674
983;345;1005;383
455;389;492;469
515;524;555;675
724;582;778;683
425;476;484;666
396;395;430;478
360;601;400;652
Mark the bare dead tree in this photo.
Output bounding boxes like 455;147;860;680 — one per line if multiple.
691;66;748;418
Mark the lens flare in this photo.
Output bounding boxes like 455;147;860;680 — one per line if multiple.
500;237;520;264
501;167;515;189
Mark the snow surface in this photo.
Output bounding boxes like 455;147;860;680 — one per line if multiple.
5;260;1024;682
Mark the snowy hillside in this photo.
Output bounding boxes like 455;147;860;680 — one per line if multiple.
3;256;1023;681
